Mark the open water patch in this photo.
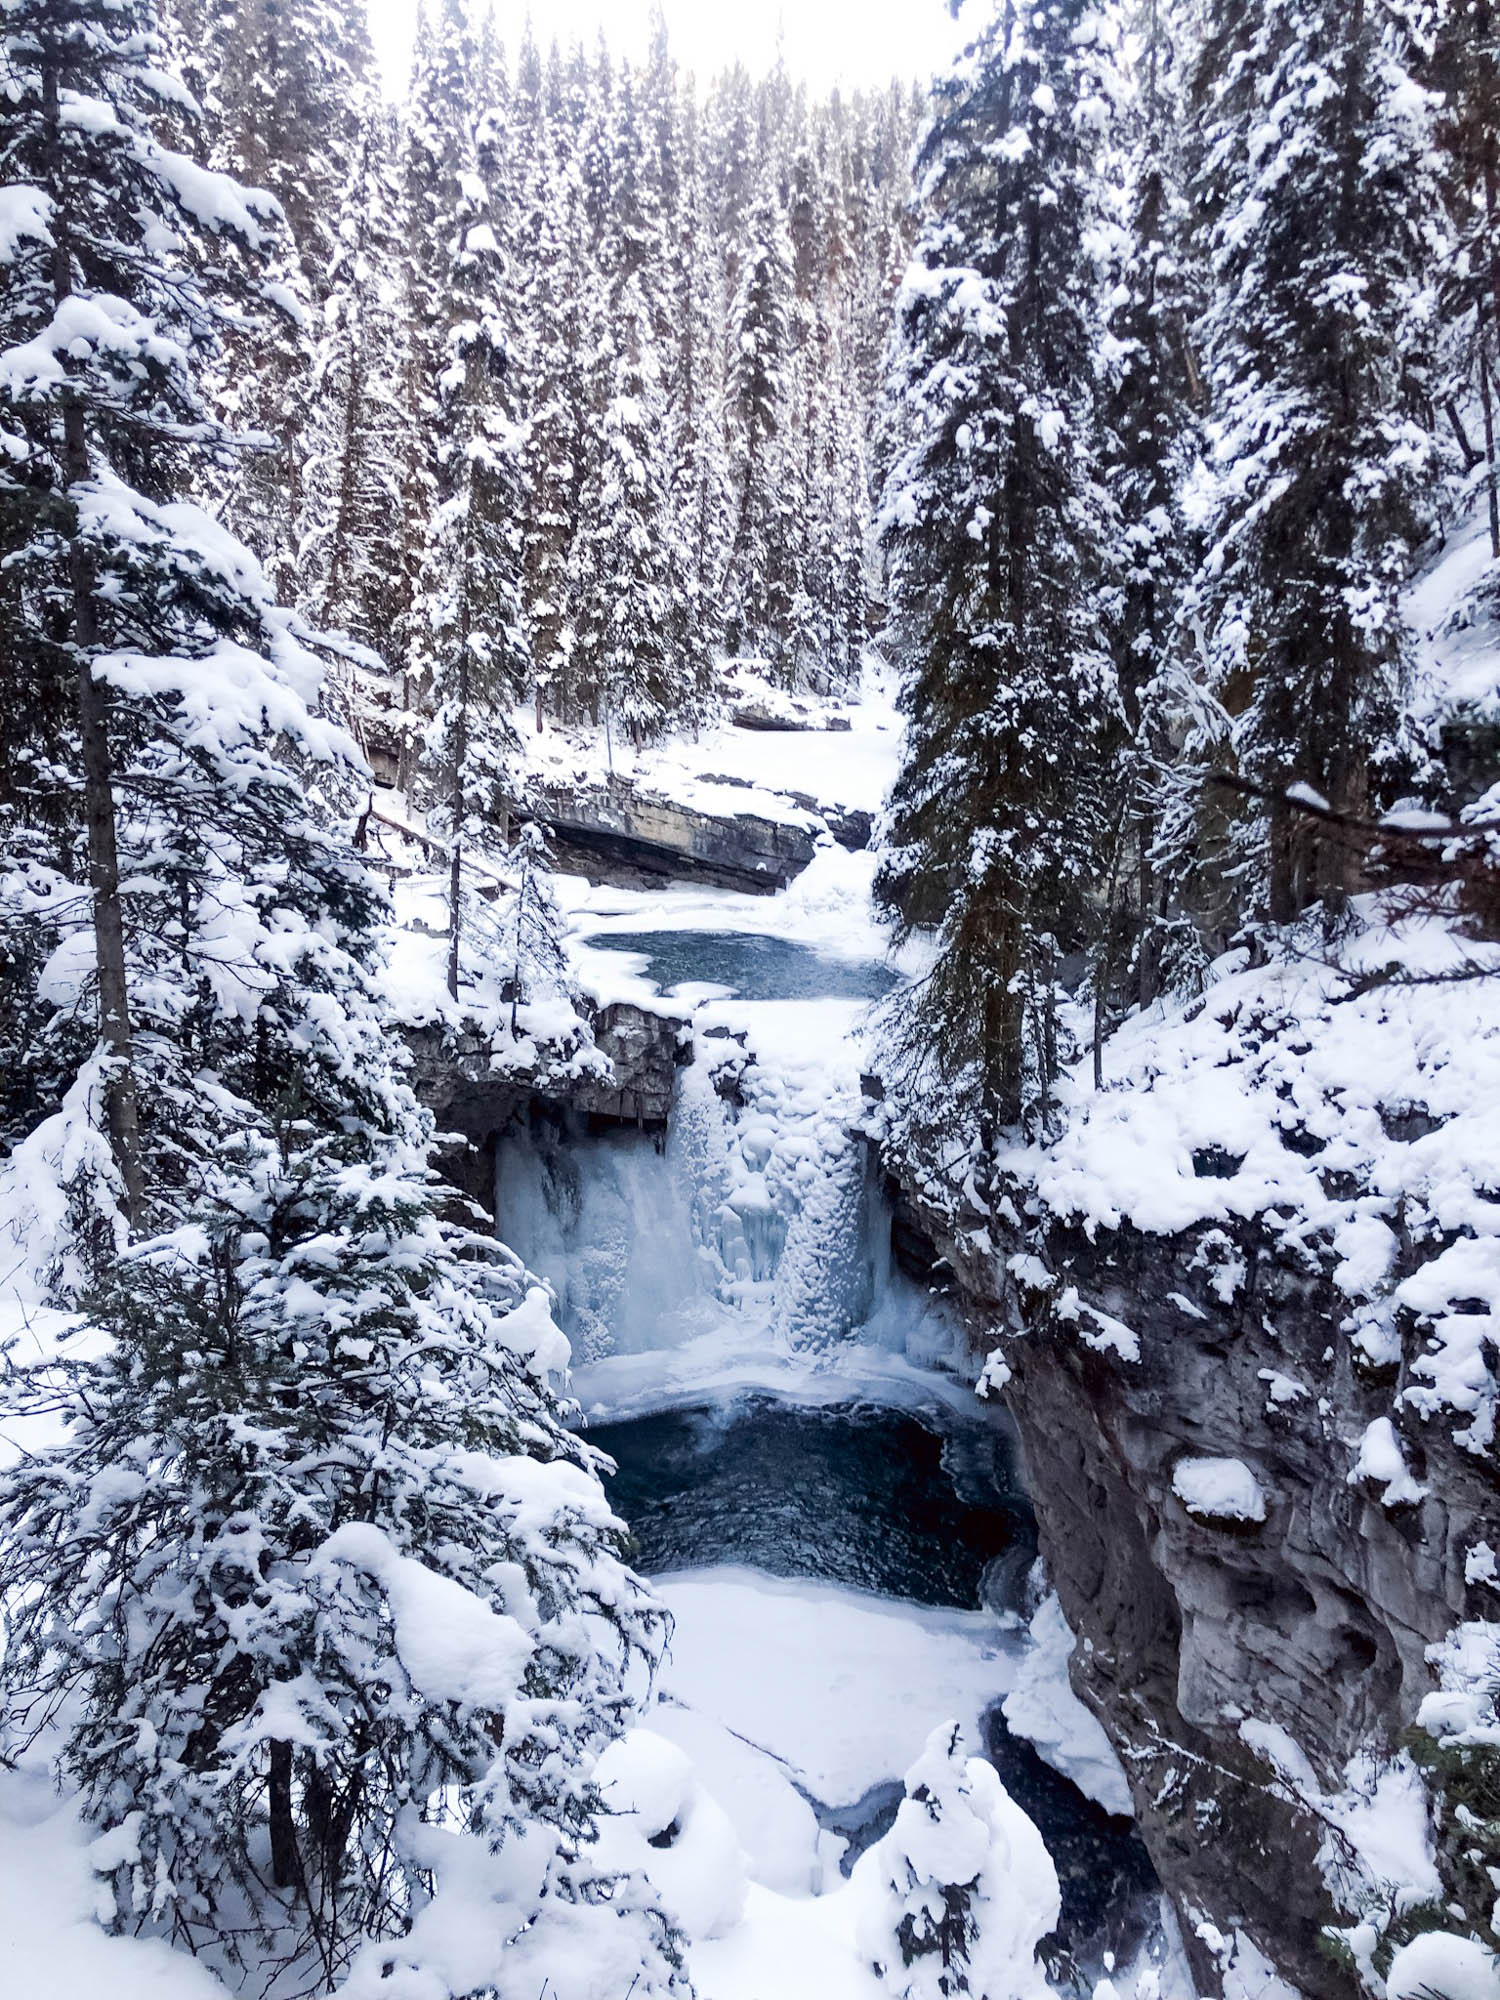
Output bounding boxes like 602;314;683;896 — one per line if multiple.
583;928;899;1002
588;1394;1034;1606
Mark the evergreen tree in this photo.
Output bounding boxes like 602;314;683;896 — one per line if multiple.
516;114;584;730
0;0;302;1224
409;3;530;993
571;272;680;740
499;819;572;1035
1186;0;1446;923
1433;0;1500;558
876;0;1124;1168
665;94;732;703
192;0;378;598
852;1722;1057;2000
300;106;412;667
1099;0;1210;1008
724;175;798;672
0;6;685;1992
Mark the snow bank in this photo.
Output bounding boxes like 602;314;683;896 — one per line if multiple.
652;1568;1021;1814
595;1728;748;1938
1386;1933;1500;2000
1004;905;1500;1459
1001;1593;1133;1817
512;654;904;840
0;1763;229;2000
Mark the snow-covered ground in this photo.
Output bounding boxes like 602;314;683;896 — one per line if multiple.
513;658;903;836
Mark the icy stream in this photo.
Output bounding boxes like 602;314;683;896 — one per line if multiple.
490;911;1161;1981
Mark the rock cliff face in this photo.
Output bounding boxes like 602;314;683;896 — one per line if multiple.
408;999;687;1210
900;1187;1498;1998
539;778;820;894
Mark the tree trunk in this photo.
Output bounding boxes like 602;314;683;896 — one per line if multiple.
46;52;144;1223
446;837;463;1000
268;1738;300;1892
446;617;471;1001
1268;793;1297;927
1137;811;1160;1010
1480;332;1500;564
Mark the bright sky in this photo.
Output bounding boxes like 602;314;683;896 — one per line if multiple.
365;0;969;95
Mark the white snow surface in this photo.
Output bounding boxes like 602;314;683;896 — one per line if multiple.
513;657;903;835
1386;1933;1500;2000
1172;1456;1268;1524
0;1762;230;2000
1002;1594;1134;1817
1347;1416;1427;1508
1007;905;1500;1458
651;1568;1021;1819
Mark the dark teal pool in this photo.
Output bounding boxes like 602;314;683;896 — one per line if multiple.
586;1395;1034;1606
583;929;899;1002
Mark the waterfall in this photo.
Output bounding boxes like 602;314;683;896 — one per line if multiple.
493;1029;891;1363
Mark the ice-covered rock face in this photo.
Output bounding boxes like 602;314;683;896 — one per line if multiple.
492;1017;894;1364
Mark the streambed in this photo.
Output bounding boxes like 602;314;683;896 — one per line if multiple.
548;916;1160;1975
588;1394;1158;1970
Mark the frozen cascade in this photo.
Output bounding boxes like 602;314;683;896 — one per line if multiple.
492;1025;900;1363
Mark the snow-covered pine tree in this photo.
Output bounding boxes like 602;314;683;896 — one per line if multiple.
724;173;798;674
665;91;732;705
0;0;305;1226
499;818;572;1035
0;1111;682;1988
299;105;412;669
515;84;584;730
1096;0;1210;1011
1433;0;1500;557
408;0;530;996
639;5;682;346
0;6;684;1990
192;0;378;602
875;0;1124;1171
1186;0;1446;924
571;270;680;741
196;0;376;290
852;1722;1057;2000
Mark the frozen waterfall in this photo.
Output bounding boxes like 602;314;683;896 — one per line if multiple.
492;1024;896;1364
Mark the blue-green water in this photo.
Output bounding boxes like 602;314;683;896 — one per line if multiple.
588;1395;1033;1604
583;929;899;1002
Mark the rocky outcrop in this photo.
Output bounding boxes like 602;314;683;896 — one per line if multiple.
904;1193;1499;1999
408;999;688;1211
539;777;819;894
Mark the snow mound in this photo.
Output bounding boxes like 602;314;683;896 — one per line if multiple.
850;1721;1058;2000
1172;1456;1267;1525
1386;1934;1500;2000
595;1728;748;1939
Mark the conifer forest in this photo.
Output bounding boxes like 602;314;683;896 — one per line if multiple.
2;1;1500;1998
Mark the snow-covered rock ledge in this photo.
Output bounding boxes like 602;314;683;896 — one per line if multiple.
538;775;824;895
879;910;1500;1999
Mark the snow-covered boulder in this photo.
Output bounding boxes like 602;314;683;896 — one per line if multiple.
594;1727;748;1941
